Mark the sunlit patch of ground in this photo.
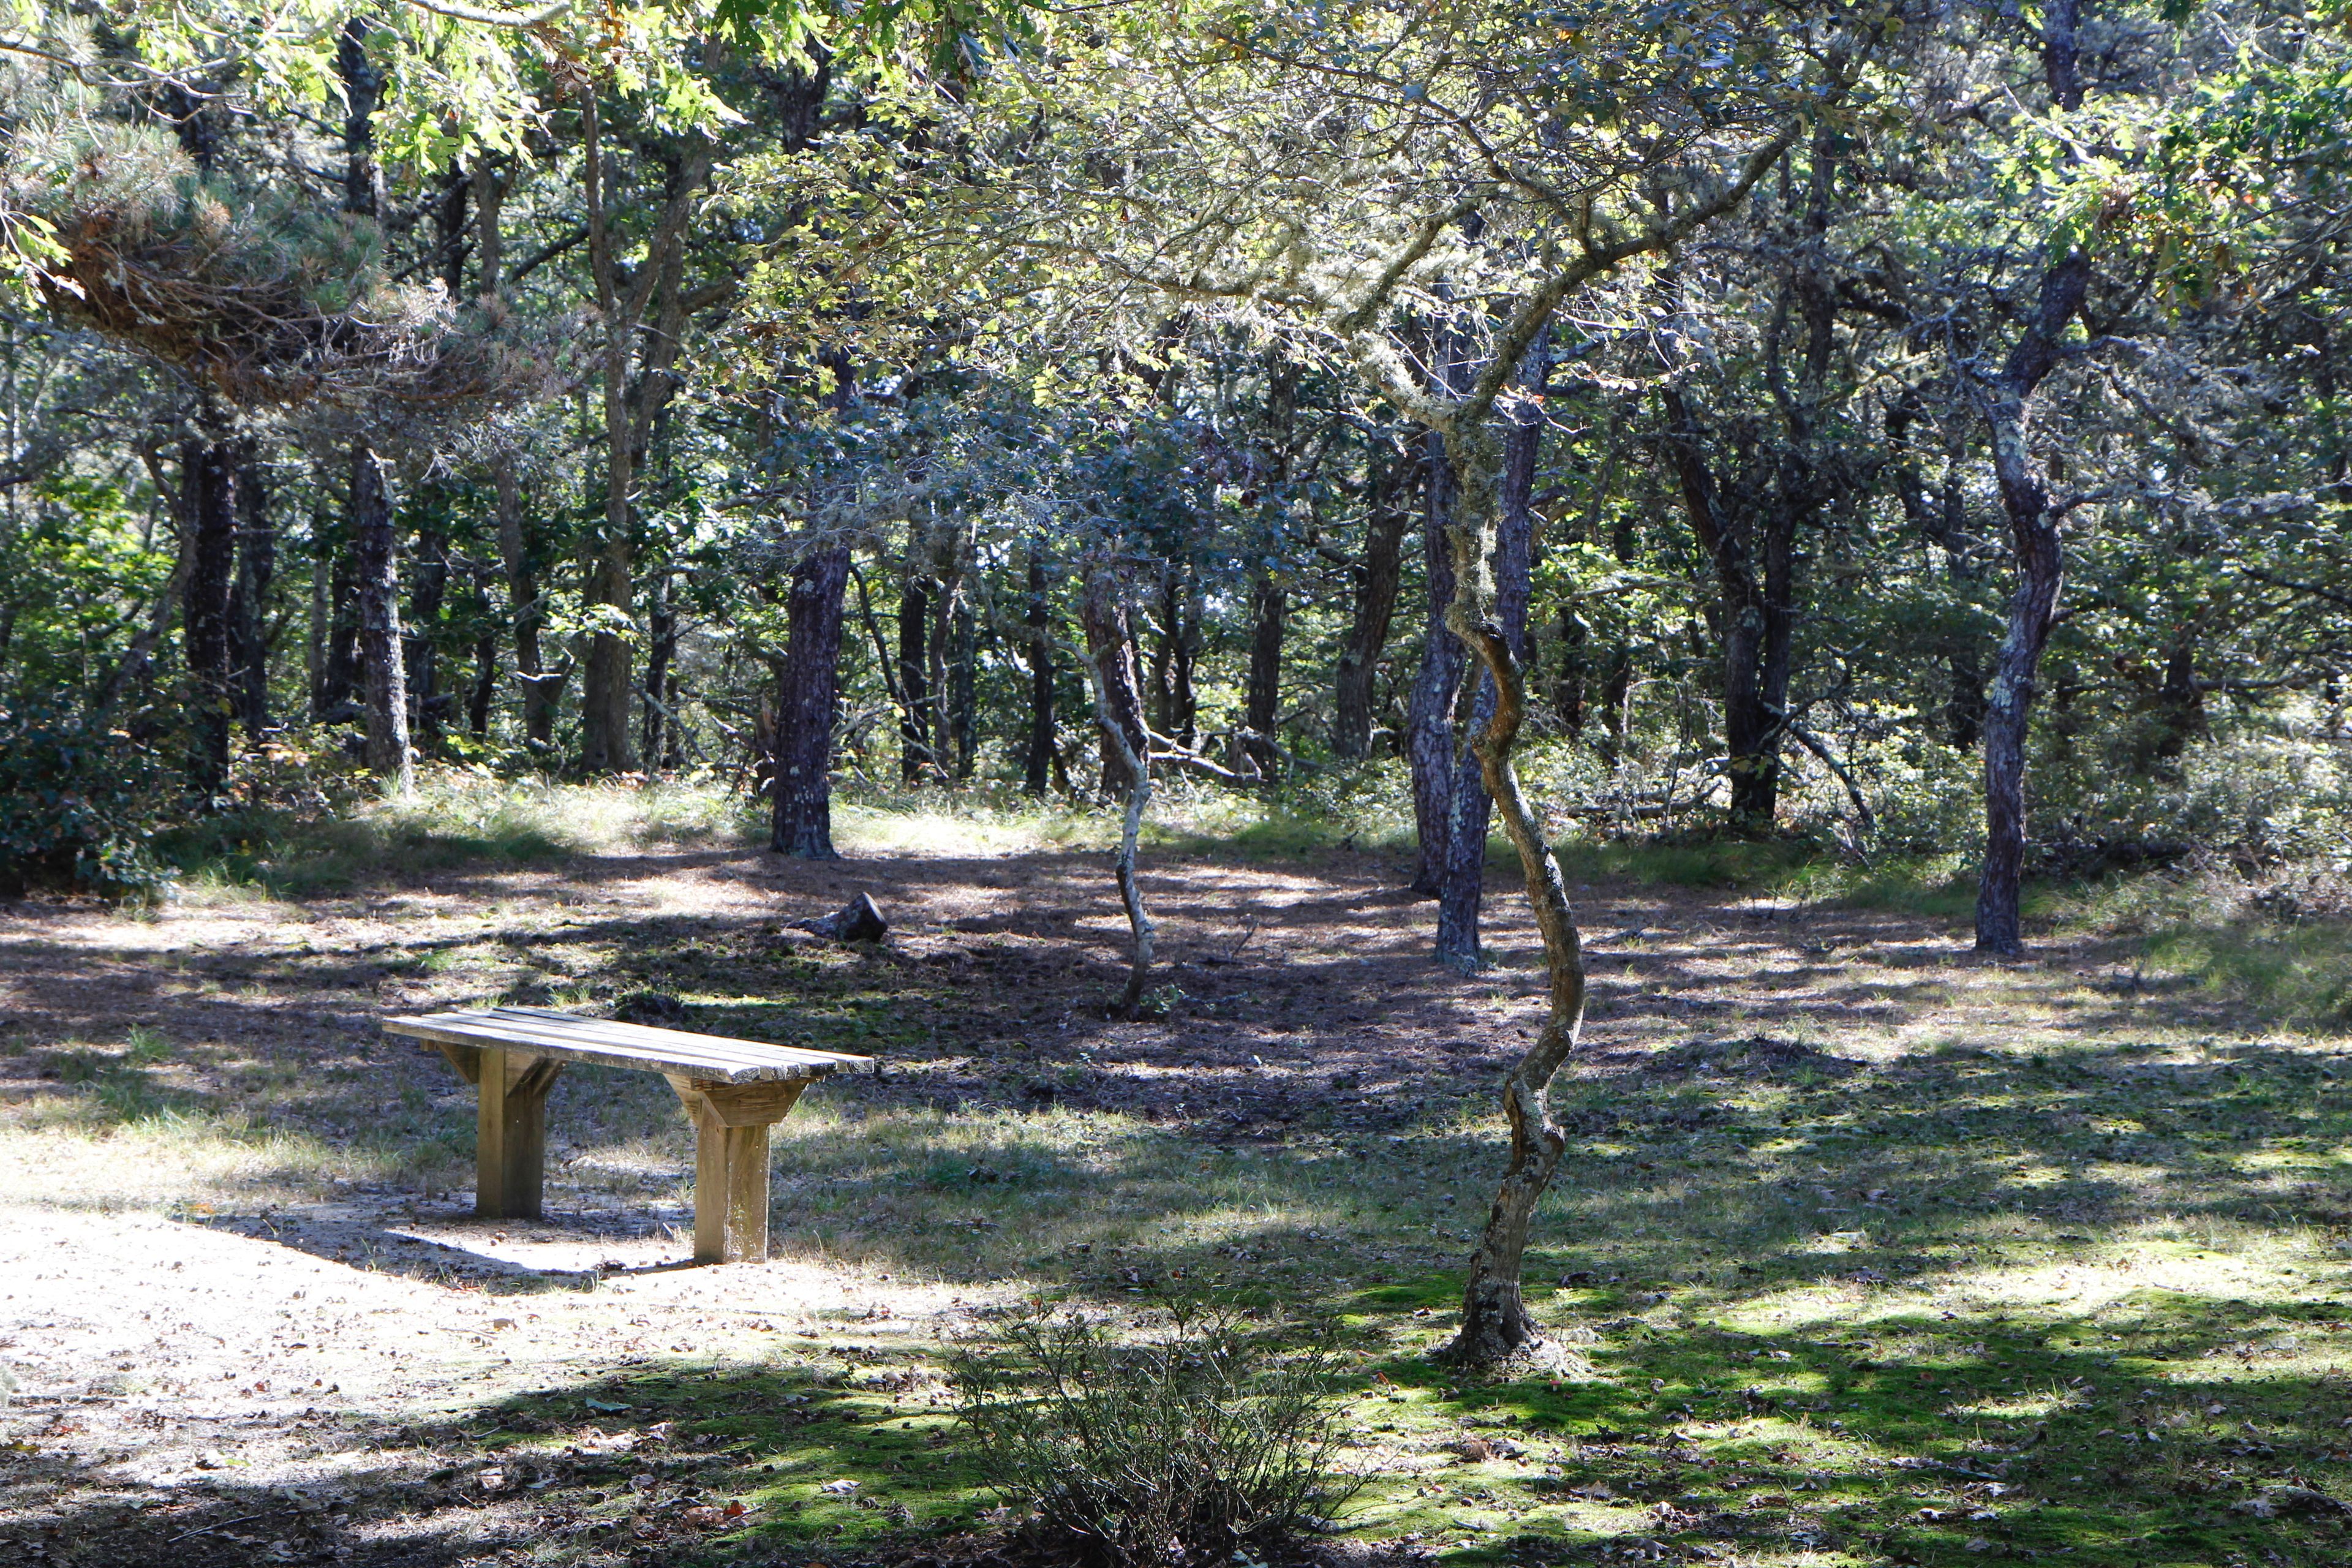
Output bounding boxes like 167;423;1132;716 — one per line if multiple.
1;792;2349;1565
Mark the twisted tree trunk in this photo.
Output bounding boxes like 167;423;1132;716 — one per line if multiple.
1435;412;1589;1370
1974;252;2089;954
1079;564;1154;1019
1975;0;2092;954
898;561;933;782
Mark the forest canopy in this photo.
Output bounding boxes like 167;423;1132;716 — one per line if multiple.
0;0;2346;946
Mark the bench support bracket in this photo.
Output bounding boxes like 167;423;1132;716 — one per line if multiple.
665;1076;810;1263
439;1044;566;1219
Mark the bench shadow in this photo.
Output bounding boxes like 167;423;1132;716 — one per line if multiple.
197;1202;706;1292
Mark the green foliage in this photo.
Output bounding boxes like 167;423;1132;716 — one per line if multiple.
952;1305;1359;1567
0;698;172;899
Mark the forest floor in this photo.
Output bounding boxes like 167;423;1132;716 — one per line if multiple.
2;788;2350;1568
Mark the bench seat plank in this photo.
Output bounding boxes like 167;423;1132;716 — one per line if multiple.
383;1006;867;1083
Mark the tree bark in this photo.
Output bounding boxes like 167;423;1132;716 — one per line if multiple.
1242;573;1286;777
407;517;450;747
898;562;932;782
179;433;239;799
1435;385;1540;968
320;538;360;723
306;530;330;722
1335;447;1411;760
1973;251;2089;953
467;564;497;739
1659;385;1796;832
351;444;411;793
226;442;272;739
771;543;849;858
1973;0;2092;952
1408;428;1464;895
642;571;676;771
1085;564;1150;803
1433;413;1588;1372
1025;548;1055;795
949;593;977;780
492;459;556;752
1975;266;2088;959
577;91;717;774
473;153;560;755
1080;563;1154;1019
2148;630;2205;762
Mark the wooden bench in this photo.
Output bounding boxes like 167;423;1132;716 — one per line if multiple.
382;1006;870;1264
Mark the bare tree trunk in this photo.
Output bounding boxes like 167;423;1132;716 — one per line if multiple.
306;531;329;722
227;445;272;738
578;83;632;775
407;518;450;750
949;594;976;780
1408;428;1463;895
1435;381;1540;968
898;561;932;782
1975;0;2091;954
1434;412;1589;1371
1975;252;2089;954
1025;549;1055;795
641;571;675;771
1242;573;1285;777
351;445;411;793
1335;448;1410;760
576;96;715;774
1554;607;1587;736
1080;564;1154;1019
772;543;848;858
473;153;559;756
467;564;497;739
179;433;239;799
492;461;557;752
1168;569;1199;748
1084;565;1149;803
2148;630;2206;762
320;541;360;722
1659;385;1791;832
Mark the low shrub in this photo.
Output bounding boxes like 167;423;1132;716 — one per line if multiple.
952;1305;1358;1568
0;699;172;899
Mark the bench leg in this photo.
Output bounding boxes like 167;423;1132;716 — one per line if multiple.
690;1115;772;1264
474;1047;564;1219
668;1076;809;1264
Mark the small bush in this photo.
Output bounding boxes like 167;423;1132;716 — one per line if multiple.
952;1306;1358;1568
0;699;172;899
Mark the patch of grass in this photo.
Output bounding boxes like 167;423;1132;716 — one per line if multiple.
2144;919;2352;1031
167;771;763;894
